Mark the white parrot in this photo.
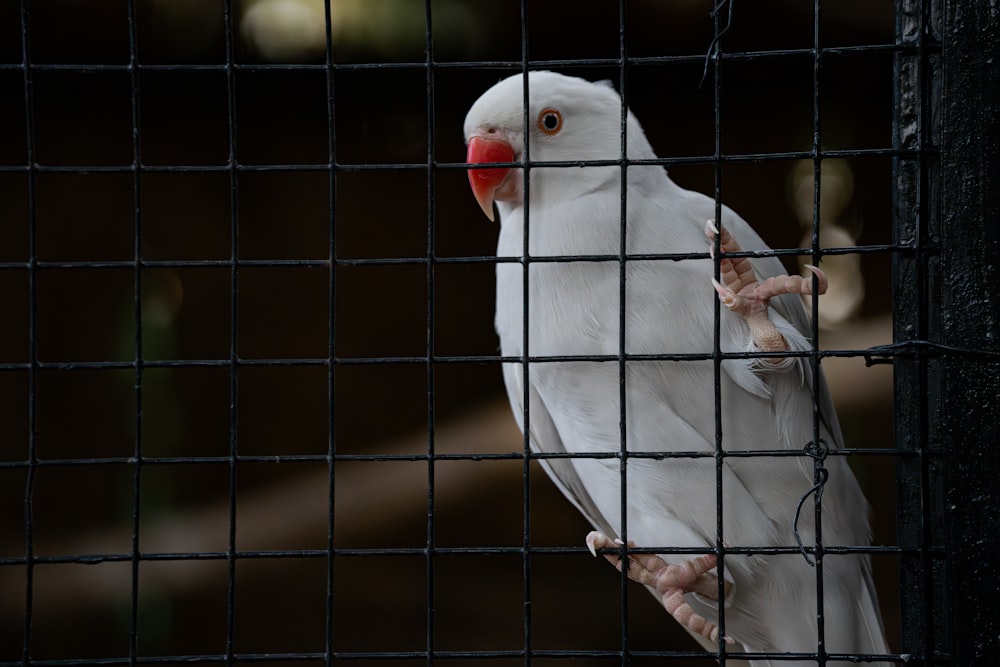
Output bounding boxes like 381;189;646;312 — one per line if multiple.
463;71;888;666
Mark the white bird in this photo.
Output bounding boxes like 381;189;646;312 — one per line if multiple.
463;71;888;666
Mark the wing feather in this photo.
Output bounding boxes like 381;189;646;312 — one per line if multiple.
501;363;615;537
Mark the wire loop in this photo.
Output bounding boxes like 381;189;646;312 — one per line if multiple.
792;439;831;566
701;0;736;87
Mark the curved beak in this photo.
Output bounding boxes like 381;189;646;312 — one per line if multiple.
466;135;515;221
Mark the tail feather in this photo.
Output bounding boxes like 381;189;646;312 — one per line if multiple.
739;555;890;667
852;558;890;661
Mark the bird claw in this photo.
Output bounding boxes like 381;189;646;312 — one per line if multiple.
711;277;739;309
705;221;827;355
585;531;735;644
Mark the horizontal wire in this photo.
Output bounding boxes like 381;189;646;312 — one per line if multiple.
0;543;942;569
0;242;922;273
0;259;330;270
0;647;924;667
0;336;984;374
0;446;925;471
0;358;331;371
0;40;936;77
0;145;926;174
0;241;922;272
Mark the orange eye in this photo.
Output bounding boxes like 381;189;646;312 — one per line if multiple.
537;108;563;135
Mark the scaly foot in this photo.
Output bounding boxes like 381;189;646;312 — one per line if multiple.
586;531;734;644
705;220;827;356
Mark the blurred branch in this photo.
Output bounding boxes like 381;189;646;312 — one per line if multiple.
0;315;890;619
0;401;521;619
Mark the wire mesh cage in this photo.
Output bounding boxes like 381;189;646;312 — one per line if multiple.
1;0;997;666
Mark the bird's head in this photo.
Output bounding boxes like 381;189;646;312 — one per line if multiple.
463;71;651;222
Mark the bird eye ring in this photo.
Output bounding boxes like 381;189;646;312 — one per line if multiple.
537;108;563;135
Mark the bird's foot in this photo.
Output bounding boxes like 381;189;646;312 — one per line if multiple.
705;220;827;355
586;531;735;644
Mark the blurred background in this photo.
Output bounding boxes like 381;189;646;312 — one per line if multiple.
0;0;897;665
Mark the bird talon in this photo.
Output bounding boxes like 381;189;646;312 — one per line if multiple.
711;278;738;309
802;264;829;294
584;532;733;643
705;226;832;355
585;531;603;557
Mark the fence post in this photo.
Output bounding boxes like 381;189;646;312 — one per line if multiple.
895;0;1000;663
938;0;1000;663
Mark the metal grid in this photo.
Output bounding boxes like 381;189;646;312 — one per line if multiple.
0;0;996;665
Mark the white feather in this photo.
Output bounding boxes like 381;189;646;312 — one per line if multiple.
466;71;888;666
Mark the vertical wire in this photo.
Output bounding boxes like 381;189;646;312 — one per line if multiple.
222;2;241;664
424;2;437;665
710;2;729;658
810;1;827;664
322;0;337;663
518;2;532;665
18;1;38;663
125;0;144;663
915;0;935;660
915;0;936;659
616;2;630;664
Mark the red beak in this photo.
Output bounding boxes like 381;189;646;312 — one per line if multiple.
466;135;515;221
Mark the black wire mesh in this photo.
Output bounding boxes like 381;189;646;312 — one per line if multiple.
1;0;996;665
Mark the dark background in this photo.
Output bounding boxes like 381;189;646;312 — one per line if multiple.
0;1;897;664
